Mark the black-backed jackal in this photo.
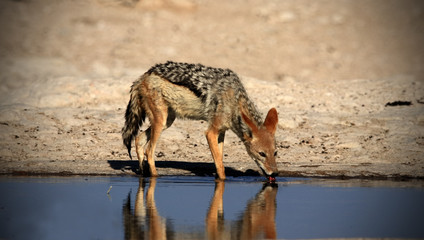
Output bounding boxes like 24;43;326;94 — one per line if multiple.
122;61;279;181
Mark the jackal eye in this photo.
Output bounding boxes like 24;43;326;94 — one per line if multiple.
259;152;266;158
274;151;278;156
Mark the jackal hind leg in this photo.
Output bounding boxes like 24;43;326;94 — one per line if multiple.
206;126;226;180
135;127;151;175
145;107;176;177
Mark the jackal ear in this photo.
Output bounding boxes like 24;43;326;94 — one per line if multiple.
263;108;278;135
241;110;258;134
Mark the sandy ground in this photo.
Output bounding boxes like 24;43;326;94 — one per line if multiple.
0;0;423;178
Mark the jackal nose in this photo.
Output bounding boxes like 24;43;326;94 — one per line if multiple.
266;166;278;177
264;171;278;178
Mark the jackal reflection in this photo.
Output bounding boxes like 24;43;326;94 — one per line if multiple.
123;178;278;240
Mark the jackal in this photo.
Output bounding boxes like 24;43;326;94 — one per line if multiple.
122;61;279;181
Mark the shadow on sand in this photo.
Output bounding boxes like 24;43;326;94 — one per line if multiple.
107;160;260;177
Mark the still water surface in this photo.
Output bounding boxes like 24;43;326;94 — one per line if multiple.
0;176;423;239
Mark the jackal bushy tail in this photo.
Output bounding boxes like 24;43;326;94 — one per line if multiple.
122;78;146;159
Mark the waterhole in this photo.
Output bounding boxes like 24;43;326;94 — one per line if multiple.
1;176;423;239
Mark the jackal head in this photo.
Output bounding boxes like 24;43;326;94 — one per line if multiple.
241;108;279;180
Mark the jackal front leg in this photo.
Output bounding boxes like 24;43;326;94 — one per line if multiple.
206;127;226;180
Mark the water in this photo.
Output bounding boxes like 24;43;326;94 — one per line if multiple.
0;176;423;240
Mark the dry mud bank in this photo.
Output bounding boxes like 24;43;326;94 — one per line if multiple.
0;59;422;178
0;0;423;178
